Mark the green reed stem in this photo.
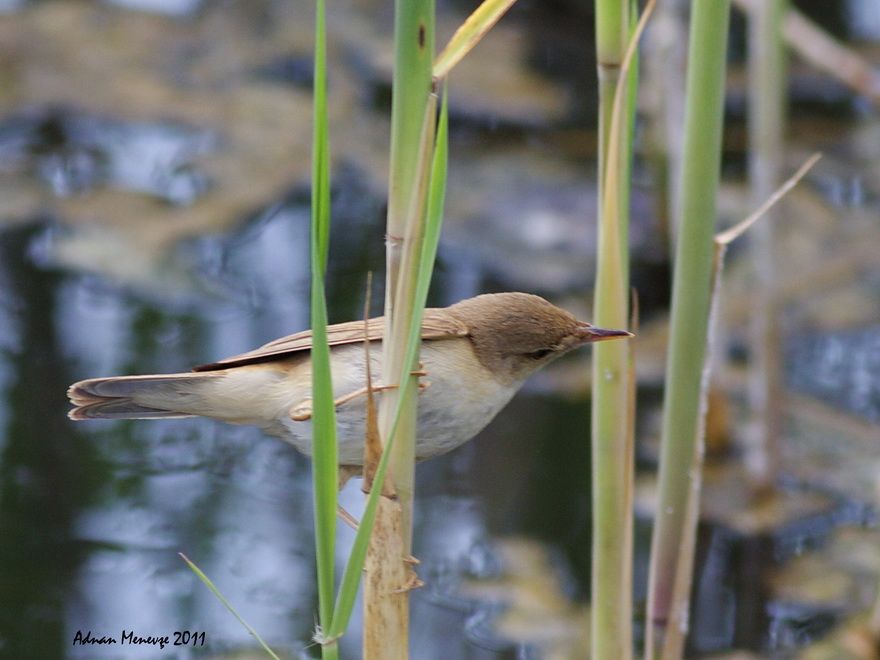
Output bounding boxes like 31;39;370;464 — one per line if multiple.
364;0;434;654
331;89;448;652
591;0;637;657
308;0;339;657
645;2;731;658
380;0;434;558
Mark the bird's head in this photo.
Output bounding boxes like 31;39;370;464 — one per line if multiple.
447;292;632;384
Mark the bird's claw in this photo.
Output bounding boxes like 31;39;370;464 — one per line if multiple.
337;504;360;531
290;401;312;421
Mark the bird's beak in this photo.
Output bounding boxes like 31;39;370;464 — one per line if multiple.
575;322;634;343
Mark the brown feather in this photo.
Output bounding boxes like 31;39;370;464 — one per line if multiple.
70;400;195;420
67;372;225;420
192;309;469;372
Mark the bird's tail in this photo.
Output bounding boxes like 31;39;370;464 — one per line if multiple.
67;373;219;420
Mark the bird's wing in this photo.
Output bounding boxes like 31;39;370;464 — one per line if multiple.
193;309;469;372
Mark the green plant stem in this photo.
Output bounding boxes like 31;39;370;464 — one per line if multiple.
326;90;448;648
380;0;434;557
366;94;436;660
591;1;634;659
644;1;731;658
308;0;338;656
366;0;434;656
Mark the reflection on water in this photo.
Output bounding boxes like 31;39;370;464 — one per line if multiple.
0;109;215;204
105;0;203;17
787;327;880;423
1;200;876;656
0;211;550;657
0;225;106;658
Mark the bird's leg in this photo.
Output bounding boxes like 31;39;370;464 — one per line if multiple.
361;367;428;498
289;375;429;423
337;505;359;530
289;385;396;422
338;465;359;490
334;466;362;529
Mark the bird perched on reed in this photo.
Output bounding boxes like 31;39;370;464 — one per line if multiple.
68;292;631;467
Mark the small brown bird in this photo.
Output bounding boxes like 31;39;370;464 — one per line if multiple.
68;292;631;466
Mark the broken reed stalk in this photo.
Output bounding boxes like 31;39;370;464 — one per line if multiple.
367;0;434;655
745;0;786;491
644;1;731;658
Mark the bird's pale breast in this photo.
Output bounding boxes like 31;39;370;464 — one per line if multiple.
264;338;520;465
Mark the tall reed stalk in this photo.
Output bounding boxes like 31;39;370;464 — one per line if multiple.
645;1;731;658
745;0;786;490
591;0;635;657
307;0;339;657
366;0;435;655
302;1;526;655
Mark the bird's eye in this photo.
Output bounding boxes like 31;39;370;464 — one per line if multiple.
526;348;553;360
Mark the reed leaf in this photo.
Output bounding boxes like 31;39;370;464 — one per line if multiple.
179;554;281;660
328;89;448;641
308;0;339;656
433;0;517;81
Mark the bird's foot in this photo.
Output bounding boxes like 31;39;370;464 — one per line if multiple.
338;466;360;490
361;471;397;499
289;384;400;422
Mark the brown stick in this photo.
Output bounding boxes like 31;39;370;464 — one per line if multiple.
733;0;880;105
